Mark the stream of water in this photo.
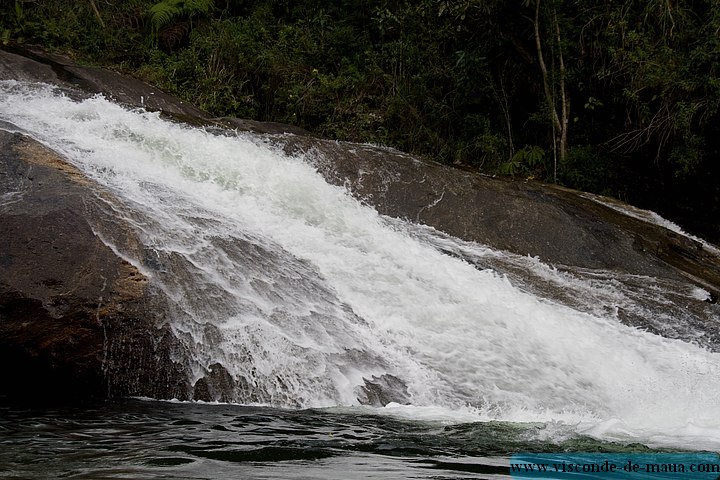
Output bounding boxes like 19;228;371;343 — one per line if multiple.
1;81;720;478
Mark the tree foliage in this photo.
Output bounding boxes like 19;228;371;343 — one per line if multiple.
1;0;719;241
149;0;215;32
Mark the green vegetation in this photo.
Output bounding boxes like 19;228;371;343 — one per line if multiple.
2;0;719;242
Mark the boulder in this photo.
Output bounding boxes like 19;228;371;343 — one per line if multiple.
356;374;411;407
0;130;191;403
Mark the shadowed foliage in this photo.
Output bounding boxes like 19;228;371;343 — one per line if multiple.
1;0;719;243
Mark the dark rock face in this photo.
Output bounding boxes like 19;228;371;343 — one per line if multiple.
192;363;236;403
280;137;720;297
0;130;191;403
0;131;111;402
356;374;411;407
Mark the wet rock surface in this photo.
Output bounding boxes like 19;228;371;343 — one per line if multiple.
1;45;719;404
0;130;191;403
3;44;717;296
356;374;411;407
0;45;209;121
281;136;720;297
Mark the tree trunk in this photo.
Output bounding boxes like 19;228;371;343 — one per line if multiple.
532;0;568;178
554;8;569;171
89;0;105;28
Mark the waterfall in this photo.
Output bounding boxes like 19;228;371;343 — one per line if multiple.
2;80;720;450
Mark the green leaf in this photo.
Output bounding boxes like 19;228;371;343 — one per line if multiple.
149;0;214;32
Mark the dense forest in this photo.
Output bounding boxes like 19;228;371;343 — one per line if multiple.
2;0;719;243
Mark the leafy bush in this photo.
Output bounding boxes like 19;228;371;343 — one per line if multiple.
3;0;720;242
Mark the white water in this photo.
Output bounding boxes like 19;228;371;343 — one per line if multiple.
2;81;720;450
580;191;720;257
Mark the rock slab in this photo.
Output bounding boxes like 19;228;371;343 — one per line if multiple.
1;45;719;405
0;130;190;403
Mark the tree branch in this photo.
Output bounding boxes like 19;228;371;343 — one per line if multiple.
89;0;105;28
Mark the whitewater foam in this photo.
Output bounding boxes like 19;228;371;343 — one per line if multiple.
2;81;720;450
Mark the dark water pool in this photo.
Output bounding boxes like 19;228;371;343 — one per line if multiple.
0;399;667;480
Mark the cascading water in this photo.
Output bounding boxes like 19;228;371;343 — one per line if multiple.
2;80;720;452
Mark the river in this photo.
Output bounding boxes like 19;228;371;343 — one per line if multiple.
1;80;720;478
0;398;679;479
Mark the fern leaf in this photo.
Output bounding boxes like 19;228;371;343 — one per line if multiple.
149;0;183;31
149;0;214;32
185;0;214;16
